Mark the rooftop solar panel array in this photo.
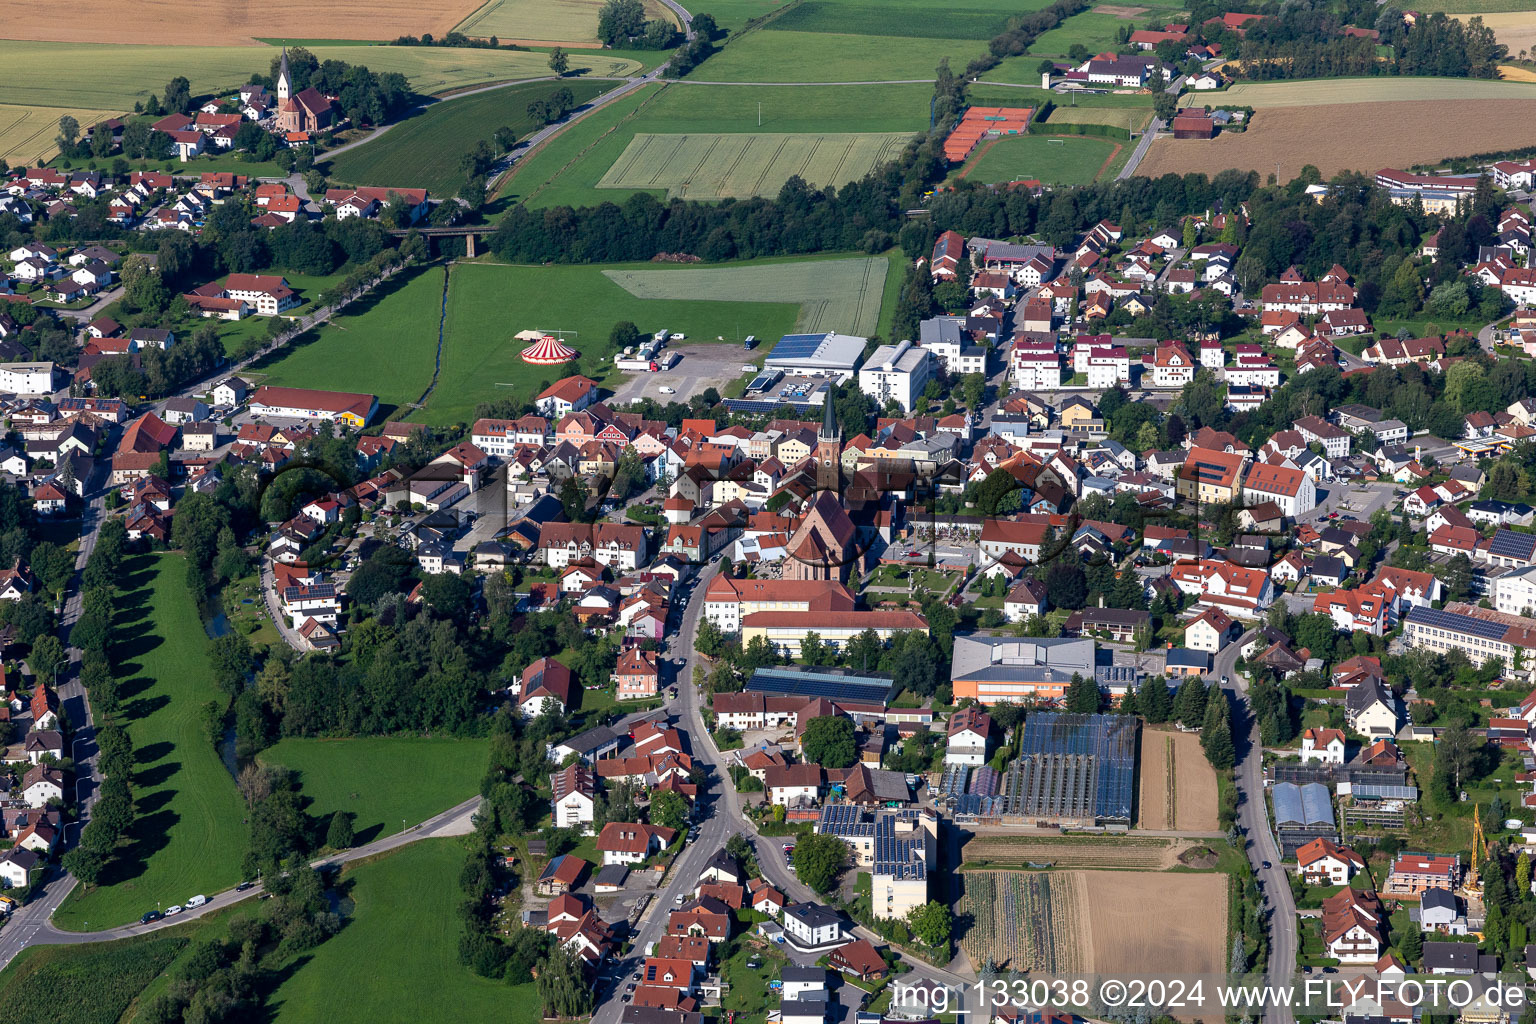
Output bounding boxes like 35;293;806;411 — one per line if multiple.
770;334;830;359
872;811;927;880
748;667;895;704
1405;605;1510;641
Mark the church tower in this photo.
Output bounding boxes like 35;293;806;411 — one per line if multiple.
276;48;292;104
816;388;841;491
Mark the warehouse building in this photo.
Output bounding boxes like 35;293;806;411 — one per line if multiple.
763;332;867;383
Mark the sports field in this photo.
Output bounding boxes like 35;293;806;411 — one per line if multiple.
603;255;889;334
501;81;932;208
267;840;540;1024
0;0;480;45
597;131;912;199
0;103;116;167
964;133;1120;184
258;735;487;846
1218;76;1536;106
247;268;445;418
421;257;885;423
456;0;679;43
54;553;248;931
0;42;629;115
1046;104;1151;129
326;79;607;195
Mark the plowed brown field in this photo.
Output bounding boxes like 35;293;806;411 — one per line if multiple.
1137;98;1536;180
1137;729;1219;831
0;0;482;45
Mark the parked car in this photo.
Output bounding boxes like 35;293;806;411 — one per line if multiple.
141;910;162;924
165;905;185;916
235;881;255;892
187;894;208;908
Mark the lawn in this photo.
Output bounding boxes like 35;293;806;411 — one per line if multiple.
456;0;680;42
245;266;445;418
699;30;981;83
54;553;249;930
1027;9;1140;55
0;103;116;167
420;260;805;424
1219;76;1536;106
596;130;912;199
502;81;931;209
0;41;635;115
257;735;488;846
325;79;608;196
266;840;541;1024
601;254;889;334
963;132;1120;184
721;937;793;1024
770;0;1025;39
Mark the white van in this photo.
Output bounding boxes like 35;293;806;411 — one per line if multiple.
186;894;208;909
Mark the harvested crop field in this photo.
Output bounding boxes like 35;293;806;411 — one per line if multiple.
0;0;481;45
962;833;1201;870
1046;105;1151;129
1137;99;1536;180
0;104;115;167
1217;76;1536;106
1137;729;1219;832
597;131;913;199
456;0;679;43
957;870;1227;975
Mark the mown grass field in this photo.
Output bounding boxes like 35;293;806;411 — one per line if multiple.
0;42;633;114
1218;75;1536;106
456;0;679;42
325;79;606;195
1046;104;1151;129
420;259;822;424
246;267;445;418
267;840;540;1024
770;0;1023;39
501;81;931;208
964;132;1120;184
258;735;488;846
54;553;248;931
603;254;889;334
1027;9;1140;55
699;30;976;82
596;130;912;198
0;103;116;167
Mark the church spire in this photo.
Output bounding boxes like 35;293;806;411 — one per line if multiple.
277;47;292;102
820;384;840;441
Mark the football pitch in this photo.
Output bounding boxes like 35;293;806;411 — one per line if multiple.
596;131;912;199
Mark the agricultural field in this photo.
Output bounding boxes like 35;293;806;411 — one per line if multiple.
0;0;479;45
421;260;805;424
596;131;912;199
1458;13;1536;57
602;254;889;334
0;103;116;167
1136;98;1536;180
267;840;540;1024
0;42;617;116
1216;75;1536;106
961;834;1200;870
699;30;978;83
963;133;1121;184
1027;8;1142;56
456;0;679;44
1136;729;1220;832
1423;0;1536;11
957;870;1227;975
769;0;1025;39
258;735;487;845
502;81;932;208
1046;104;1152;130
325;79;607;196
245;267;446;418
0;936;188;1024
54;553;249;931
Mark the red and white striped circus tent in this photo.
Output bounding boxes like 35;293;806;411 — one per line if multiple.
520;334;578;365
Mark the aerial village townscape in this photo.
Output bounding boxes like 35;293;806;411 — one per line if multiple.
11;1;1536;1024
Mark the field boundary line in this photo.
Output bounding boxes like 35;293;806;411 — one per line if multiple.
516;83;666;203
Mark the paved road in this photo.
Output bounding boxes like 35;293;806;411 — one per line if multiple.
1214;632;1297;1024
54;286;124;323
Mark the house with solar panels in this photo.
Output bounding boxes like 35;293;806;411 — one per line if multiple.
762;332;866;383
1404;604;1536;671
997;713;1137;828
1271;781;1338;856
814;806;936;920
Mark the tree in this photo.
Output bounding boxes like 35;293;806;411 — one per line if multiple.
609;320;642;350
162;76;192;115
792;832;848;894
800;631;828;666
1201;687;1235;770
537;947;595;1019
549;47;569;75
326;811;355;850
1140;675;1173;723
62;846;105;886
1398;924;1422;965
650;788;689;830
29;634;65;684
1434;723;1482;799
695;617;726;658
1036;58;1056;79
907;900;952;950
57;115;80;151
1045;562;1087;610
801;715;856;769
1065;672;1101;713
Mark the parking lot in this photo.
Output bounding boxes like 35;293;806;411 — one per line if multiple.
608;343;758;405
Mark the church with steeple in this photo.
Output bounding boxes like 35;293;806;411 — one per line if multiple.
782;394;858;583
274;49;337;135
816;389;842;492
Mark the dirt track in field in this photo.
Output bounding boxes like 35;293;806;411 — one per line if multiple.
1137;98;1536;180
0;0;481;44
